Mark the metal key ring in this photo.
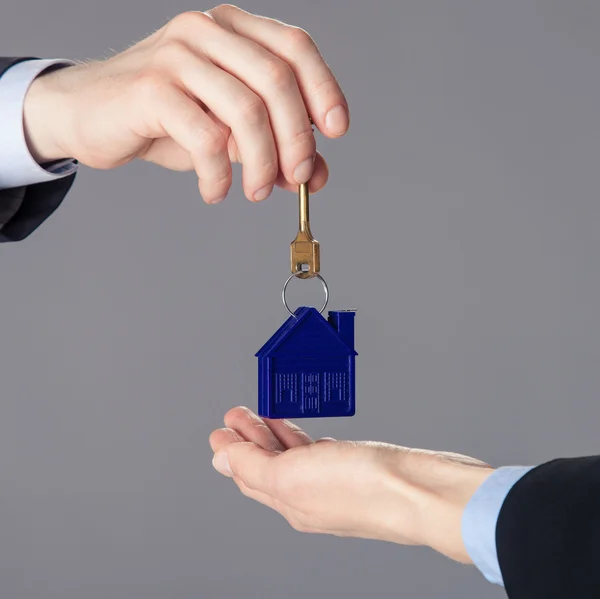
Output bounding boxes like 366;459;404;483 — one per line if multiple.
282;272;329;317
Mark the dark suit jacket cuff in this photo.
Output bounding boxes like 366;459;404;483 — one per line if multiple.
0;172;76;242
496;456;600;598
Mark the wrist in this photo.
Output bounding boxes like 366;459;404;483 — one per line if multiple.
378;452;495;563
419;463;495;563
23;67;73;163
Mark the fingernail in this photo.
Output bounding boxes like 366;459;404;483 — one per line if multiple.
212;452;232;477
254;184;273;202
325;105;349;136
293;157;315;184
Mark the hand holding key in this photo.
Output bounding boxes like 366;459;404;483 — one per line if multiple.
23;5;349;204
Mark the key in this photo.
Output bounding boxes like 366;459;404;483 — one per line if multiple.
290;182;320;279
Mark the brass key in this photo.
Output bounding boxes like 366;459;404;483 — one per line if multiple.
290;182;320;279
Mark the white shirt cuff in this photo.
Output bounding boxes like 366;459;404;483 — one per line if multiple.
0;59;78;190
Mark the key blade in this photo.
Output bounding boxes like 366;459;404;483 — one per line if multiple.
290;182;320;278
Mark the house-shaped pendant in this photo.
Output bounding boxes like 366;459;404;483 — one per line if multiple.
256;307;357;419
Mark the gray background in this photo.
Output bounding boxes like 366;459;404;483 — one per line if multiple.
2;1;600;597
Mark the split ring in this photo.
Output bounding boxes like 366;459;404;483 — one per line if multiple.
281;272;329;317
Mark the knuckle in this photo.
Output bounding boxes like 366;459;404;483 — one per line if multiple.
238;482;253;498
195;128;228;156
290;428;311;442
237;93;268;125
307;76;337;97
168;10;215;33
290;128;316;152
211;172;232;190
198;168;231;194
156;39;191;64
211;4;239;15
260;156;279;181
263;57;295;89
134;72;169;100
254;424;282;452
289;519;310;533
284;26;316;52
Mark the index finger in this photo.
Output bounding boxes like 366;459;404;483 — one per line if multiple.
207;5;350;138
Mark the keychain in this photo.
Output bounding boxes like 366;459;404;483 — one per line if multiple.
255;175;357;419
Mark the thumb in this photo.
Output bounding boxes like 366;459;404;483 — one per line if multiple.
213;442;276;491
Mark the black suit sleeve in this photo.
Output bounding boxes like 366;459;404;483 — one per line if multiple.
0;57;76;242
496;456;600;598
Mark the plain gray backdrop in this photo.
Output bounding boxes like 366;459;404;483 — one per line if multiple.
2;1;600;597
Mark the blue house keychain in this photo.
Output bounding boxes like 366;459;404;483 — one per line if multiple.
256;182;357;419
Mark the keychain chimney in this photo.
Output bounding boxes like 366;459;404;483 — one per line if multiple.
328;310;356;352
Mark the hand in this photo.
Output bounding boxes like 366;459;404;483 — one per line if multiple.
23;5;349;204
210;407;494;563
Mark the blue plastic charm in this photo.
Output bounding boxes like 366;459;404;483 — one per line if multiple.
256;307;357;419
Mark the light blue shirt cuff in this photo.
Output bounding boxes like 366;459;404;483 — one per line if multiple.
0;59;78;190
462;465;534;586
